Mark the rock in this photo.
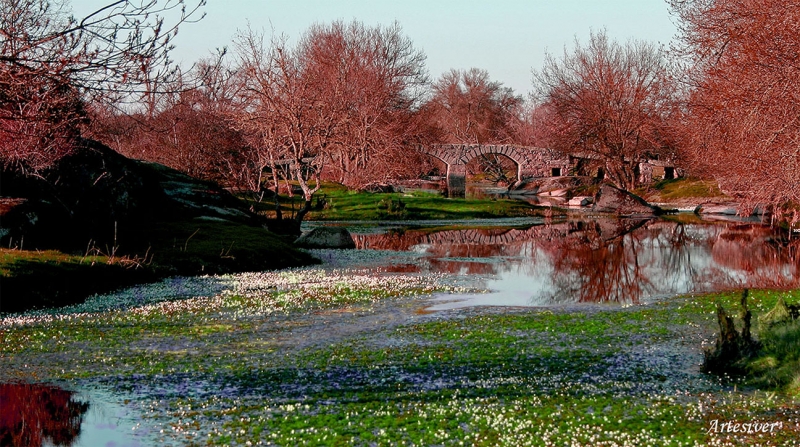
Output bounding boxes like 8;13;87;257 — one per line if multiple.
295;227;356;249
540;188;568;197
568;196;593;207
0;198;72;248
0;139;260;250
512;176;593;195
698;204;739;215
359;183;395;193
592;185;661;216
698;204;769;216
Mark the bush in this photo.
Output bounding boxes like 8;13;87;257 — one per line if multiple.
376;198;408;219
748;316;800;396
704;291;800;396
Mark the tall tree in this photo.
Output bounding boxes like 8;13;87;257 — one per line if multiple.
428;68;521;145
306;21;430;187
535;31;677;190
235;21;429;221
427;68;522;185
670;0;800;220
235;28;336;222
0;0;205;174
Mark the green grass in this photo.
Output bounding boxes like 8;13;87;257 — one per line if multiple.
693;290;800;397
4;278;800;445
748;318;800;397
0;220;317;313
0;249;156;313
641;178;726;202
246;182;546;221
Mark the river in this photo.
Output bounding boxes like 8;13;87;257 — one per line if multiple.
2;216;799;446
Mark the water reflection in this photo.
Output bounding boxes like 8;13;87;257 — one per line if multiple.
0;383;88;447
352;219;800;307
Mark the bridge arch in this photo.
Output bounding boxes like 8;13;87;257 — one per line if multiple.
420;144;570;195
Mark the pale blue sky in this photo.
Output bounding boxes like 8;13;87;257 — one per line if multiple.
72;0;678;95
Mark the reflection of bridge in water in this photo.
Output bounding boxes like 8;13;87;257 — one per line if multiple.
354;225;569;251
352;220;800;305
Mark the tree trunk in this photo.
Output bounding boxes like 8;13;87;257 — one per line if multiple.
295;199;312;223
273;186;282;220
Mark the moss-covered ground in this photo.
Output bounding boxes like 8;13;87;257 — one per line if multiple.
2;262;798;446
639;178;727;203
246;183;546;221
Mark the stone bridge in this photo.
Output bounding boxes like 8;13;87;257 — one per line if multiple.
421;144;570;195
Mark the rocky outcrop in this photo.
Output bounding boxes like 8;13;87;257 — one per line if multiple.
295;227;356;249
512;176;593;195
592;185;661;216
0;139;258;250
359;183;395;193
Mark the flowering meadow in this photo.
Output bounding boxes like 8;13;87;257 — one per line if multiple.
1;249;799;446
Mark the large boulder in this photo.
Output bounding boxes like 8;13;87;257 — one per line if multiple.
592;185;661;216
0;139;259;250
512;176;593;195
359;183;395;193
295;227;356;249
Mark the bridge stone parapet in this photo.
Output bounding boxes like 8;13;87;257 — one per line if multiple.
421;144;570;195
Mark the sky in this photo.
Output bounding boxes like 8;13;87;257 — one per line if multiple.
71;0;679;95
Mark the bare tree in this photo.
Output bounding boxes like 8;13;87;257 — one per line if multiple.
0;0;205;173
509;100;554;148
535;31;677;190
235;21;430;221
428;68;521;145
308;21;430;188
88;54;251;188
670;0;800;221
235;28;333;222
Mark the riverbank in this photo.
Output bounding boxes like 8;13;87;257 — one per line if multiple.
0;142;319;313
246;182;549;221
1;247;798;446
0;219;317;313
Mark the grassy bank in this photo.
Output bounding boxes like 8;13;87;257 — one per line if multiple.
0;220;317;313
2;264;798;445
639;177;727;204
247;182;546;221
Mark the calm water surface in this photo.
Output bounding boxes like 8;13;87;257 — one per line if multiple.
347;217;800;309
0;383;146;447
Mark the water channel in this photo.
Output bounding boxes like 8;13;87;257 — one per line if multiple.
3;215;799;446
344;217;800;309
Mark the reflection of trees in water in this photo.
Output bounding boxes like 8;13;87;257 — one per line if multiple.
545;220;653;304
352;220;800;302
354;227;540;275
709;225;800;289
543;221;800;303
0;383;88;447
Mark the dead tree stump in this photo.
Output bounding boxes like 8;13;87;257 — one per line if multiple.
702;289;761;375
